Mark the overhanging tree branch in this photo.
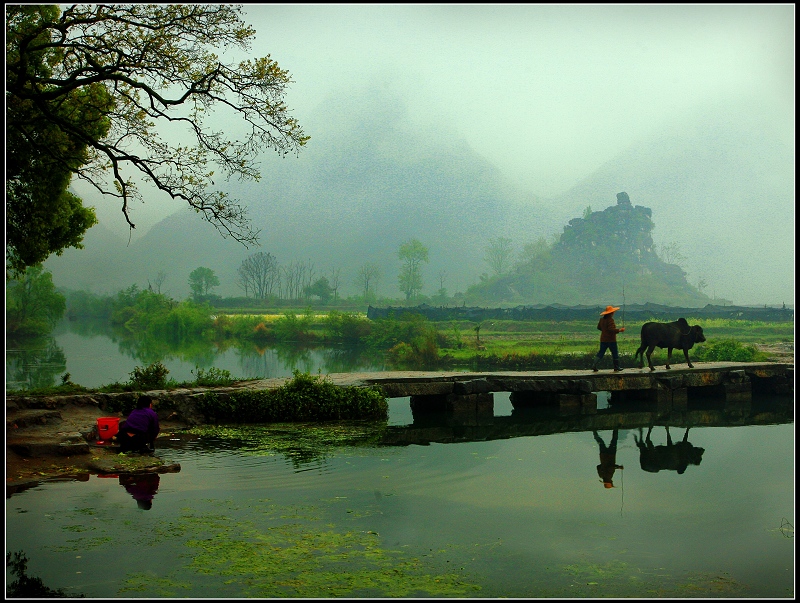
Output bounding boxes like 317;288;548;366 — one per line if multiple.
6;4;309;274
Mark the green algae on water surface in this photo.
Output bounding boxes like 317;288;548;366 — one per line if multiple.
117;499;482;598
541;558;750;598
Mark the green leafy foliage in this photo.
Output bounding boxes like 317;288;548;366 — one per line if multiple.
386;331;441;369
64;289;115;319
129;362;170;390
365;313;433;348
693;339;766;362
397;238;429;300
188;267;220;300
192;366;235;387
6;5;308;273
195;370;388;423
6;7;106;276
324;310;372;343
108;286;214;343
304;276;335;304
273;311;316;342
6;265;66;336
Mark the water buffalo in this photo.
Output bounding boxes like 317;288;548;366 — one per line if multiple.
634;317;705;371
634;426;704;475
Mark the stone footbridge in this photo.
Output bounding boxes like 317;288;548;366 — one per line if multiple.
6;363;792;429
251;361;792;419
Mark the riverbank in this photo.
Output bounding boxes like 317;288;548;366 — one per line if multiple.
6;373;388;492
6;399;188;494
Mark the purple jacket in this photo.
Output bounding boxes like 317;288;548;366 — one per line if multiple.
124;407;160;440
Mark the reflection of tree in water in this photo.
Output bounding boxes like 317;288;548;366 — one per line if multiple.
5;336;66;390
236;343;382;379
321;346;384;374
187;423;388;471
6;550;80;598
273;344;316;373
113;329;219;368
237;344;284;378
58;317;109;337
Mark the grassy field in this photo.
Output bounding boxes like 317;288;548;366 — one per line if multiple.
217;312;793;363
422;317;794;369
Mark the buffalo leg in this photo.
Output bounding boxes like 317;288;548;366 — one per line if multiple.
646;346;656;371
683;348;693;368
665;347;673;370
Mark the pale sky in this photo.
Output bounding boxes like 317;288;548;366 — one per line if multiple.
244;3;794;193
89;3;794;240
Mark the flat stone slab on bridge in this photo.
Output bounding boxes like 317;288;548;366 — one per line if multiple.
239;362;792;398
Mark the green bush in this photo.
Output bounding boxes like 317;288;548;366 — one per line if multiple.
192;366;235;386
324;310;372;342
693;339;766;362
386;330;440;369
273;311;317;342
148;301;214;342
366;313;435;348
252;321;274;342
195;370;388;423
128;362;170;390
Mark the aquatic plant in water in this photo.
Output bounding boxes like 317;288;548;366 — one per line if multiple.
185;422;389;469
117;500;483;598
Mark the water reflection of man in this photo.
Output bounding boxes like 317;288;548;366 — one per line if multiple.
119;473;160;510
593;429;624;488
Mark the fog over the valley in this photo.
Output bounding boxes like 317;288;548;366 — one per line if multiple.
59;4;794;305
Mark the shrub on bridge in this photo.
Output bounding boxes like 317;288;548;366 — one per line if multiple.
195;370;388;423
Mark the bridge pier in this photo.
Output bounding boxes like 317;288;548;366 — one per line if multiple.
686;369;752;407
509;391;597;415
410;392;494;426
607;370;754;414
750;367;793;395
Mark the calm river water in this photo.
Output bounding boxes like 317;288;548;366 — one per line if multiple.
6;395;795;598
5;321;795;597
5;319;386;392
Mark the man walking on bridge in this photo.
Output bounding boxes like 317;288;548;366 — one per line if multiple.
592;305;625;372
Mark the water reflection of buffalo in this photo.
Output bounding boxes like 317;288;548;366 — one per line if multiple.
634;426;705;474
634;317;706;371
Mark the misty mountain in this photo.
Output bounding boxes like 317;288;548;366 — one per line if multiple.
44;94;793;305
45;88;559;299
466;193;710;307
544;97;794;305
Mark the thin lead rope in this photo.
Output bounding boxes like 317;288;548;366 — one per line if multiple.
620;467;624;517
622;281;626;330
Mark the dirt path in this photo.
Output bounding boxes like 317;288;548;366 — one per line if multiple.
753;341;794;363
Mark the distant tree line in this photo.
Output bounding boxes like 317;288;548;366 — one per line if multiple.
193;237;435;305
